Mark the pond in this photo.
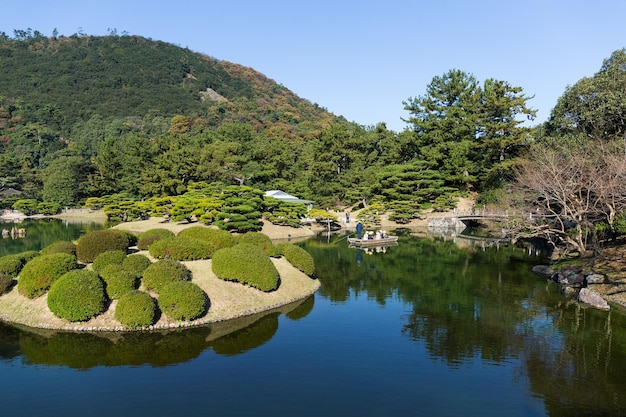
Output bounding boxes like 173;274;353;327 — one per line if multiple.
0;217;111;256
1;225;626;416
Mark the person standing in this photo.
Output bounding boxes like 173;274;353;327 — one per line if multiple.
356;221;364;239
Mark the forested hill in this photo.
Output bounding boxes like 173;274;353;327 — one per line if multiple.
0;31;340;130
0;30;539;219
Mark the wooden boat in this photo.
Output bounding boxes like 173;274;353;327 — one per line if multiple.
347;235;398;246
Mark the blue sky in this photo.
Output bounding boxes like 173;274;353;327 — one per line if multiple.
1;0;625;132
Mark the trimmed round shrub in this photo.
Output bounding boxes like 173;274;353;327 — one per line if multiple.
112;229;138;247
40;241;77;256
121;254;152;278
178;227;236;256
100;264;138;299
212;243;279;292
148;236;211;260
76;230;129;263
47;269;106;322
115;290;157;329
137;228;175;250
142;259;191;292
14;251;40;264
0;273;14;295
92;250;127;273
18;253;79;299
237;232;279;256
0;254;25;277
158;281;207;321
276;243;316;276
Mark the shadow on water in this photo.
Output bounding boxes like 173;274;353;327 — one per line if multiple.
0;295;314;368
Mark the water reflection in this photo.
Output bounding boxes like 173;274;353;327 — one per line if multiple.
0;296;314;368
0;218;110;256
301;231;626;415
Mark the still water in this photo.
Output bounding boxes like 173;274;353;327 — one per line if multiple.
1;226;626;416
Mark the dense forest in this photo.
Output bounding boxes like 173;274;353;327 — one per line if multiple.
1;29;626;253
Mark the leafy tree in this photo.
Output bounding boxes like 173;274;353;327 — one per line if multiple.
404;69;482;188
548;48;626;141
477;78;535;187
404;70;535;191
13;198;38;215
374;161;457;207
262;196;307;227
42;155;93;206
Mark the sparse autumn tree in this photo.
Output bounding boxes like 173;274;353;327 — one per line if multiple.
514;136;626;255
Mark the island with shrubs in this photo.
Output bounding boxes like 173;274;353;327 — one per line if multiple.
0;223;320;332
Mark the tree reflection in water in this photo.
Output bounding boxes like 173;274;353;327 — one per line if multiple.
301;231;626;415
0;295;314;368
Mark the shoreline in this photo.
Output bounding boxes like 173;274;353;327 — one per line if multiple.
0;254;320;332
0;210;322;332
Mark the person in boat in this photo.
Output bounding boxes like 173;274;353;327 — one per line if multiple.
356;221;364;239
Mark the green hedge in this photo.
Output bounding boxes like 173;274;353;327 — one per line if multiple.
47;269;106;322
112;229;138;247
276;243;316;276
76;230;129;263
0;255;25;277
237;232;279;256
115;290;157;329
137;228;175;250
92;250;127;273
148;236;211;261
0;251;40;278
212;243;279;292
121;254;152;278
18;253;79;299
40;241;77;256
142;259;191;292
0;273;14;295
177;227;236;256
100;264;138;299
158;281;207;321
14;251;40;264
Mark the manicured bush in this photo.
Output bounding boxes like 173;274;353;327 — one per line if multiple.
177;227;236;256
115;290;157;329
212;243;279;292
0;254;25;277
14;251;40;264
0;273;14;295
137;228;175;250
121;254;152;278
148;236;211;261
47;269;106;322
40;241;77;256
18;253;79;299
37;201;61;215
276;243;316;276
112;229;138;247
158;281;207;321
142;259;191;292
76;230;129;263
237;232;279;256
99;264;138;299
92;250;127;273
